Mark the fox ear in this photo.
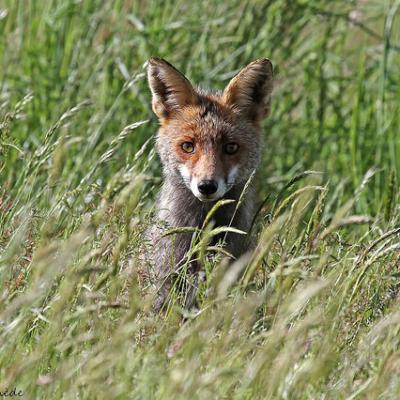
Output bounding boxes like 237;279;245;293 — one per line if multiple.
222;59;273;123
147;58;197;120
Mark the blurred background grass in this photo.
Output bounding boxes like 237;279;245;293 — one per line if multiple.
0;0;400;399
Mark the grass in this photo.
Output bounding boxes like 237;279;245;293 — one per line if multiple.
1;0;400;398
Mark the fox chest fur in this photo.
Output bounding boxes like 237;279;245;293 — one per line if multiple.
143;57;273;311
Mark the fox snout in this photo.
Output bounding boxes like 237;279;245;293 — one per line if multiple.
190;175;230;202
197;180;218;195
191;175;226;202
179;164;238;202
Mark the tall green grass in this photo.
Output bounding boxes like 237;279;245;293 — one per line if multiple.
1;0;399;398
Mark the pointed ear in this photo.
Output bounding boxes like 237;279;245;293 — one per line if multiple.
222;59;273;123
147;58;197;121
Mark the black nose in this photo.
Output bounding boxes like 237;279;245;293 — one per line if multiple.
198;180;218;195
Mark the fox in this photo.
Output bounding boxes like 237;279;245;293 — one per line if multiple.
142;57;273;312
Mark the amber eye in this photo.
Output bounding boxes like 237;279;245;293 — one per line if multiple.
224;142;239;155
181;141;195;153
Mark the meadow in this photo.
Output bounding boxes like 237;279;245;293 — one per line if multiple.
1;0;400;398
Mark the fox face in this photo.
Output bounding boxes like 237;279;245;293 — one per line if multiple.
148;58;273;202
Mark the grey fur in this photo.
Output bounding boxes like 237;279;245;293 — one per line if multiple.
144;176;254;312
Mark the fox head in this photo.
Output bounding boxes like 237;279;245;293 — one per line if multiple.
148;57;273;202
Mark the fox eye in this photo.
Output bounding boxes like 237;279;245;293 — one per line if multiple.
181;141;195;153
224;142;239;155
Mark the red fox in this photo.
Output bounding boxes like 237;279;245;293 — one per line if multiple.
143;57;273;312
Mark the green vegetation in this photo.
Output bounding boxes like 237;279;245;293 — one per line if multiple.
1;0;400;398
